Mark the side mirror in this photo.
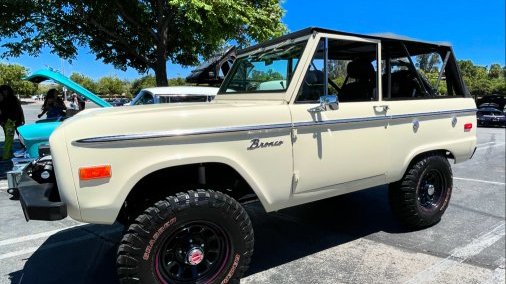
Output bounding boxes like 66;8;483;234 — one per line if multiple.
308;94;339;112
320;94;339;110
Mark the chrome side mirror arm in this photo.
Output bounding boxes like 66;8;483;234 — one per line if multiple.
308;94;339;113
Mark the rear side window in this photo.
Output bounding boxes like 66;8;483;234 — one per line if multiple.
382;41;466;100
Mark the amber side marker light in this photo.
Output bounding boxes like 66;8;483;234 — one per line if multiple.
464;123;473;132
79;165;112;180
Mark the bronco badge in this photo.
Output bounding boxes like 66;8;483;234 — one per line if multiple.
247;138;283;150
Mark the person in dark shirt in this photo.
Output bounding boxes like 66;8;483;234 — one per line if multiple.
38;89;66;119
0;85;25;160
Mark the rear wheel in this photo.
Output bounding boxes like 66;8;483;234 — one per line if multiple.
389;154;453;228
117;189;254;284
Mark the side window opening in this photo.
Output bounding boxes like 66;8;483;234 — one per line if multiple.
295;38;378;103
382;41;465;100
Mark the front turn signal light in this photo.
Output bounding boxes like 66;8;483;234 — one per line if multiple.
79;165;112;180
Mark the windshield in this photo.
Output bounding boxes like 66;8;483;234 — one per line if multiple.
219;41;306;94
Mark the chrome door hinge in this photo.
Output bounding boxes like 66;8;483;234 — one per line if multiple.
291;128;298;141
291;171;299;194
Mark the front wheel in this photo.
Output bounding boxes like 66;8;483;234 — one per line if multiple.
389;154;453;228
117;189;254;284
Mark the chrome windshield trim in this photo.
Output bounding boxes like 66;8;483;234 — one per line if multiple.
74;108;476;144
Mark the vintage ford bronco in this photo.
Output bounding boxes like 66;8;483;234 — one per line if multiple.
15;27;476;283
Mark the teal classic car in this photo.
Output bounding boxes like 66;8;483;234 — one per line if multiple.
16;69;111;159
7;69;111;191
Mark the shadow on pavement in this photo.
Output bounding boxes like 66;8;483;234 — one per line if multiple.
8;224;124;284
8;186;410;283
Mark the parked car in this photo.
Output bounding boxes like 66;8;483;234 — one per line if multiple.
6;69;112;192
106;98;130;106
478;102;500;109
477;94;505;111
130;86;219;105
13;27;477;284
477;108;506;127
15;69;112;160
185;46;236;86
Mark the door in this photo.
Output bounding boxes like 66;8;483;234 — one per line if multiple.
290;34;389;194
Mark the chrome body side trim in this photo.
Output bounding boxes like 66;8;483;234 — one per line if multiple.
74;108;477;144
389;108;476;120
74;123;293;143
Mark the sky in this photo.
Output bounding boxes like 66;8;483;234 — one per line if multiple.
1;0;504;81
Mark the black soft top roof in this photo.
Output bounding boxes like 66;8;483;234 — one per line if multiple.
237;27;452;55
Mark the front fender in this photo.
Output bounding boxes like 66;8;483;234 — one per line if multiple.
67;134;293;224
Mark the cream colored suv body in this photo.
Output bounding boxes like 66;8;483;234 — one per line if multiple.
48;28;475;224
17;27;476;283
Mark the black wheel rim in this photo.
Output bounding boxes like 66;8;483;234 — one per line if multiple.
418;169;446;211
155;221;230;284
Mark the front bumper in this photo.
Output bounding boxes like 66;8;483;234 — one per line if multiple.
15;156;67;221
8;144;52;190
18;174;67;221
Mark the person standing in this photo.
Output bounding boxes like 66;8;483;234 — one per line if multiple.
38;89;67;119
0;85;25;160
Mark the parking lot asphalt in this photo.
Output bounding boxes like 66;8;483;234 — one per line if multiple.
0;105;504;283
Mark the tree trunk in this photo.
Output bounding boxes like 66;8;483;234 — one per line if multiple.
153;60;168;86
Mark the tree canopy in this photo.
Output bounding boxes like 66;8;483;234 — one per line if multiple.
0;0;286;86
0;63;37;97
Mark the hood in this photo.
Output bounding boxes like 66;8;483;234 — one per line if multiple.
25;69;112;108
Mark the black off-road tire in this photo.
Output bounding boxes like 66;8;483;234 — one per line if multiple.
389;154;453;228
117;189;254;284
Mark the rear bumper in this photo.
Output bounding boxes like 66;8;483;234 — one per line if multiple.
17;172;67;222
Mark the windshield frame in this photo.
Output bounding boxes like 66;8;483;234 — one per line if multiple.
216;35;311;101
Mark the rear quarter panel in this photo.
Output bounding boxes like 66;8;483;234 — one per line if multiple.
385;97;477;183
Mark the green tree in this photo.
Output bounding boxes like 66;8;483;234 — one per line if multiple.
97;76;125;97
0;63;37;97
416;53;441;72
69;72;98;94
168;77;186;86
489;64;502;79
130;75;157;96
416;54;430;72
0;0;286;86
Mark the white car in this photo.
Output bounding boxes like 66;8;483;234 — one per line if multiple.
14;27;476;284
129;86;219;105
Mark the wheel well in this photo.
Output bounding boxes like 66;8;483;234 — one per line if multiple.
408;149;455;169
117;163;258;224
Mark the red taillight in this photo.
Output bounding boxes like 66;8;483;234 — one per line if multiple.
464;123;473;132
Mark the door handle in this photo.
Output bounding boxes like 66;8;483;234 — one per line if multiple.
374;105;390;112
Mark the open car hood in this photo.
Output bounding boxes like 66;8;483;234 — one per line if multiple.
25;69;112;108
185;46;236;85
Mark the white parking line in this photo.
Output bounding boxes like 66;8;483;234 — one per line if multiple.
454;177;506;186
404;221;506;284
476;142;505;151
476;142;497;147
0;224;83;247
